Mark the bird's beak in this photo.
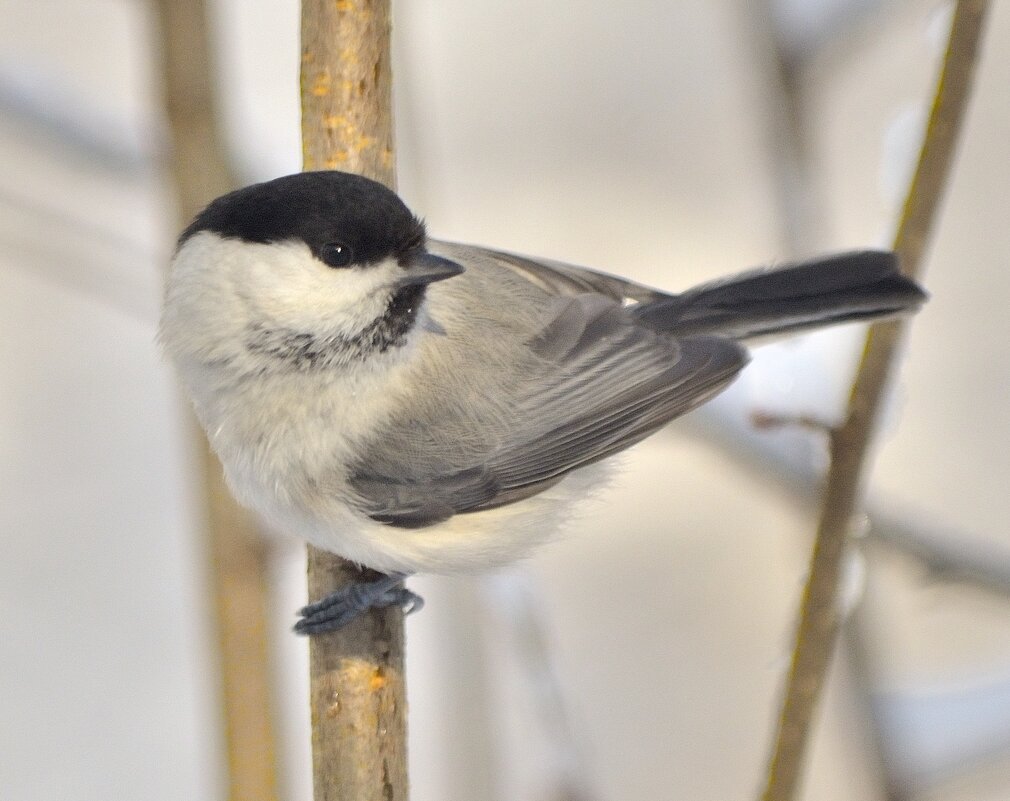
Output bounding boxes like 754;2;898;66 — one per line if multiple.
394;252;464;288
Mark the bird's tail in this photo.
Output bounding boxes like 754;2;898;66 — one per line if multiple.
633;251;926;340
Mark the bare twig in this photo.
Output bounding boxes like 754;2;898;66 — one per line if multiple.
692;406;1010;599
301;1;395;180
761;4;990;800
299;3;407;800
154;2;281;800
868;510;1010;595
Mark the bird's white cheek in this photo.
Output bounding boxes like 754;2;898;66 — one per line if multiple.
240;252;401;335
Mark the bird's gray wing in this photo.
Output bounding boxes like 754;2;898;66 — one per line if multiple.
349;293;746;528
430;240;670;305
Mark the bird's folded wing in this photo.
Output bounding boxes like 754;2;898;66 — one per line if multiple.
350;293;746;528
431;240;670;305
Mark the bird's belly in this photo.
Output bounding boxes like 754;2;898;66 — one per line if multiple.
236;459;617;575
201;368;617;574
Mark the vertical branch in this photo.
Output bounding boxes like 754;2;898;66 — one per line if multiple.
299;3;407;801
154;1;281;800
301;1;396;183
761;4;990;801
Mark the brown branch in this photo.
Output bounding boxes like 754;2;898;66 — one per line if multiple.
153;1;282;799
299;2;407;800
761;4;990;800
154;2;282;801
301;0;395;182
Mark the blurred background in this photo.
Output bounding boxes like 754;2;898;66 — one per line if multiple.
2;1;1009;799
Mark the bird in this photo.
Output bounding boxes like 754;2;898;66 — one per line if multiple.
159;170;926;634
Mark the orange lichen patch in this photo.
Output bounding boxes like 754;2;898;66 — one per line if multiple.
323;114;349;130
310;71;332;97
324;153;350;168
325;691;341;718
335;0;354;11
369;670;388;691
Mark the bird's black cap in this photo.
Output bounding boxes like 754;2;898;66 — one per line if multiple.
178;171;426;265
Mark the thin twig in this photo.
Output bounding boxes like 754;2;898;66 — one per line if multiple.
868;510;1010;596
692;406;1010;599
299;2;407;800
154;1;281;799
761;4;990;800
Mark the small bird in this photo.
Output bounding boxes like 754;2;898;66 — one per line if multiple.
160;170;925;633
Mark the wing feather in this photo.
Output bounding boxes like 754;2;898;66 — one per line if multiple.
349;282;745;527
447;241;669;305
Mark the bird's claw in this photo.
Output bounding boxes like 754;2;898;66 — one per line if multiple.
294;572;423;635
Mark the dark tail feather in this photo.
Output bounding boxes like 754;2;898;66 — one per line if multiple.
633;250;926;339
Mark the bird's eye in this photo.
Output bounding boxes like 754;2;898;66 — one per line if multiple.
319;241;354;268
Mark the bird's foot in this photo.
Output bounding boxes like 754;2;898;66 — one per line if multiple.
294;572;423;635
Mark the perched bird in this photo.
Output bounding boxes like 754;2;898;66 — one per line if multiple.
160;170;925;633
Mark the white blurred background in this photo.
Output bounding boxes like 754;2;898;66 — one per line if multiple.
2;1;1009;799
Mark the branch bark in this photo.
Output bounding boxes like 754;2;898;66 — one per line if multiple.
761;4;990;800
299;3;407;800
154;2;281;800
